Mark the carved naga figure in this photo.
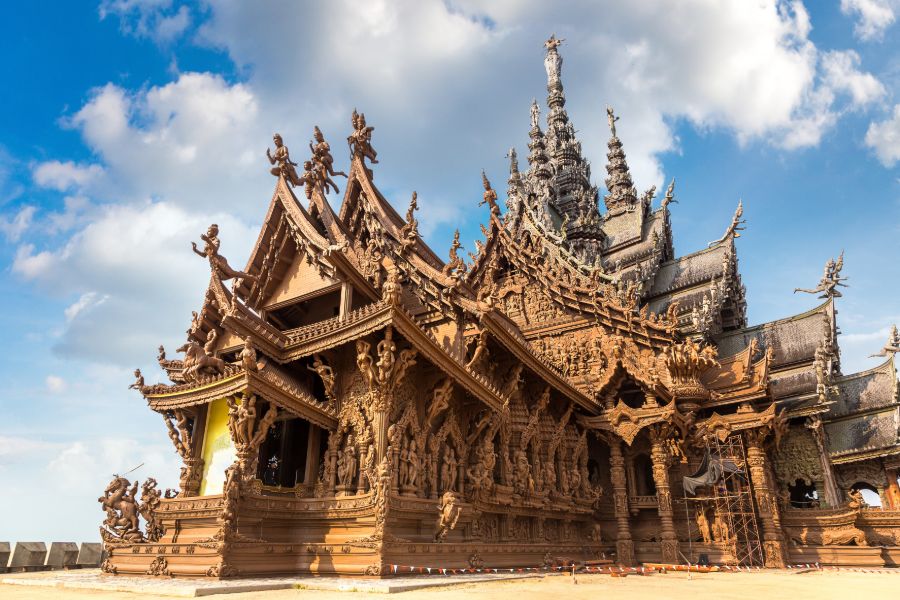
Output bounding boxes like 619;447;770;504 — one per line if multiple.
442;229;467;277
870;324;900;358
192;224;258;284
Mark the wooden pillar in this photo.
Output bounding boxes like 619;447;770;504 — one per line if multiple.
607;436;635;566
745;428;786;568
303;426;321;485
649;425;679;564
806;417;842;507
884;466;900;510
339;283;353;320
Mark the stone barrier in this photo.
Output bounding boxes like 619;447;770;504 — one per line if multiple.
9;542;47;571
0;542;9;573
76;542;103;568
45;542;79;569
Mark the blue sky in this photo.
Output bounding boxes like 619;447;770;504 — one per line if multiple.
0;1;898;541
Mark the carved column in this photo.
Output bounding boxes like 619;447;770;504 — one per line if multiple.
806;417;841;507
607;436;635;566
884;466;900;510
649;425;679;564
303;426;321;485
745;428;786;568
339;283;353;320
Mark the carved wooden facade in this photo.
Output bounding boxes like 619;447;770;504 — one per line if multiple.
100;39;900;577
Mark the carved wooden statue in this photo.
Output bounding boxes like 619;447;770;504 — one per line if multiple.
192;224;258;283
267;133;302;187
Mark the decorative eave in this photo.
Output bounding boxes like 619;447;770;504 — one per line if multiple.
142;359;337;431
694;402;782;442
479;309;596;412
576;401;689;445
700;341;770;406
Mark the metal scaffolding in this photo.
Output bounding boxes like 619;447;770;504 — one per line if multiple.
704;433;764;567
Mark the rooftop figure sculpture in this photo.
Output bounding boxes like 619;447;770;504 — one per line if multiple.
607;105;619;138
266;133;302;187
870;325;900;358
192;224;258;284
348;109;378;167
310;126;346;195
794;252;848;298
479;171;499;215
544;34;564;87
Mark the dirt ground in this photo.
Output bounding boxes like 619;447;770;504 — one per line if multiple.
1;570;897;600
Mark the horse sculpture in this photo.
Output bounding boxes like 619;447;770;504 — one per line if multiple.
99;476;142;541
176;340;226;382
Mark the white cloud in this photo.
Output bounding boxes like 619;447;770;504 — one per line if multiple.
865;104;900;166
841;0;898;41
45;375;67;393
195;0;882;193
32;160;104;192
64;74;266;219
13;201;256;365
99;0;191;44
0;205;35;242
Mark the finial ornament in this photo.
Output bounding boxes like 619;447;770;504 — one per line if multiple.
870;325;900;358
662;178;677;208
348;109;378;168
606;105;619;138
266;133;303;187
399;191;419;252
543;34;564;87
191;224;258;284
708;200;745;247
794;251;848;298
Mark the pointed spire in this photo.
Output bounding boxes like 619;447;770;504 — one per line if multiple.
603;105;637;212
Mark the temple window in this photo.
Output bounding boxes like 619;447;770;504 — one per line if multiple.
257;416;313;488
852;483;882;508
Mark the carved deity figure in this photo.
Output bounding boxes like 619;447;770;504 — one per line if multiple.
128;369;144;391
192;224;258;283
794;252;848;298
157;345;166;363
606;105;619;138
266;133;302;186
479;171;499;215
513;448;533;496
139;478;164;542
696;507;712;544
337;439;357;488
434;491;462;542
399;437;410;486
203;328;218;357
177;339;226;382
348;109;378;165
307;353;335;402
407;438;420;489
543;34;564;86
240;337;258;372
712;511;731;543
442;229;467;277
441;447;459;492
309;125;346;195
530;99;540;130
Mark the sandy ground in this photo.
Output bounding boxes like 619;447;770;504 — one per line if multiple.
0;570;897;600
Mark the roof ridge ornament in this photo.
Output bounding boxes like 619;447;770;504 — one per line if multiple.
869;324;900;358
309;125;347;195
543;34;564;90
794;251;848;299
603;105;638;211
480;170;499;216
348;109;378;175
708;199;745;247
191;224;258;285
267;133;302;187
661;178;677;208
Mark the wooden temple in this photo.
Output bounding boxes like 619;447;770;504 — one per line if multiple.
98;37;900;577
